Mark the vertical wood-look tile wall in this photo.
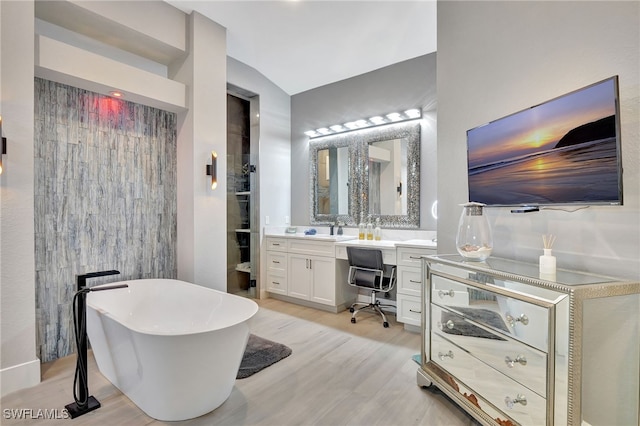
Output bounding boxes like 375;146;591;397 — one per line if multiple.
34;78;178;362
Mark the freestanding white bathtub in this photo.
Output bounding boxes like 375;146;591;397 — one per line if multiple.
86;279;259;421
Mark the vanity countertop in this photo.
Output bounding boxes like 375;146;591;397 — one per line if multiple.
265;232;357;242
335;238;437;249
334;239;398;249
395;239;437;249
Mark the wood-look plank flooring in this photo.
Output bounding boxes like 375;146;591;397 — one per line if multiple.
1;298;477;425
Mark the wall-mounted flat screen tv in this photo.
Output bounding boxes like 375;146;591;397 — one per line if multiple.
467;76;623;207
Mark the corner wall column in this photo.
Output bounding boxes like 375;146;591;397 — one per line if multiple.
171;12;227;290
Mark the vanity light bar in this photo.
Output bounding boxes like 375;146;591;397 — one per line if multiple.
305;108;422;139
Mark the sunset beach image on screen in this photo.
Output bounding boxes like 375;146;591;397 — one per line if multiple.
466;77;622;206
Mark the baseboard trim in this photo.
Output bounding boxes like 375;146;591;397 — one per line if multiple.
1;358;41;397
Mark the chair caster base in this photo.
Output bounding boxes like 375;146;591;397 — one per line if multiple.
383;321;389;328
349;307;355;313
351;317;356;323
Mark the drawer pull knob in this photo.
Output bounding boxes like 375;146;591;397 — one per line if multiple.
410;279;421;284
504;394;527;409
409;309;422;314
273;260;280;264
438;289;455;298
409;256;422;260
438;350;454;360
505;313;529;326
505;355;527;367
437;320;456;330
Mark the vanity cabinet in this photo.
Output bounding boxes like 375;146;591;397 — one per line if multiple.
288;253;335;305
395;245;436;327
265;236;354;312
418;255;640;426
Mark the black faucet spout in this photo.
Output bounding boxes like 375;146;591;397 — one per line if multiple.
77;270;120;291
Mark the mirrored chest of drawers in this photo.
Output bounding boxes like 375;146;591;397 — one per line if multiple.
418;255;640;426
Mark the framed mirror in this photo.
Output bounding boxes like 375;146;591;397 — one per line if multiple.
310;121;420;228
361;122;420;227
309;136;357;225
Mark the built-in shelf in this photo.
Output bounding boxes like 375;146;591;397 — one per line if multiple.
235;229;250;233
236;262;251;273
235;191;250;196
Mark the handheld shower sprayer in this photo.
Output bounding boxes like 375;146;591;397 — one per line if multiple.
65;270;125;419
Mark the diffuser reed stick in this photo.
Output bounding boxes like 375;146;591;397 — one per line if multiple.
542;234;556;250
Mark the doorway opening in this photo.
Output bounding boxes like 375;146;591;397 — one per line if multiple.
227;87;260;298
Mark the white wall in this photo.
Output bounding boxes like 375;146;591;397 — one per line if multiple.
171;12;228;290
437;1;639;279
227;57;291;298
0;0;40;397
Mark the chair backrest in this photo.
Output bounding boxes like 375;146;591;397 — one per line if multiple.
346;247;386;289
347;246;384;270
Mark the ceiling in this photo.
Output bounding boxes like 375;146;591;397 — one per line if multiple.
165;1;437;95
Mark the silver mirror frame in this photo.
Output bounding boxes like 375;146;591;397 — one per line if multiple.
309;136;357;226
309;121;420;228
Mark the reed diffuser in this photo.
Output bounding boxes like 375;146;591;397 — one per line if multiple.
539;234;557;279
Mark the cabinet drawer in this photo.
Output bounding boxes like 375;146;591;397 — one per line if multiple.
266;237;288;252
432;304;547;397
431;275;550;352
431;333;547;426
287;239;334;257
266;272;287;295
267;252;287;273
397;247;435;267
397;267;422;297
336;244;396;264
396;294;422;326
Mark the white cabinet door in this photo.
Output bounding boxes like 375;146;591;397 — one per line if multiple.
310;256;336;306
288;254;311;300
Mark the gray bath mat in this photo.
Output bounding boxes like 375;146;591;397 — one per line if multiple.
237;334;292;379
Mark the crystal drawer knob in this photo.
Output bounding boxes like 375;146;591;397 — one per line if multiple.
505;312;529;327
438;320;455;331
504;394;527;409
505;355;527;367
438;350;454;360
438;289;455;298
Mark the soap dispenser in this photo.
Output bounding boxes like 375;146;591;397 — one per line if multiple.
358;215;365;240
374;218;381;241
366;217;373;240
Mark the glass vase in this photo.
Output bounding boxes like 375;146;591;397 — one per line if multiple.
456;202;493;261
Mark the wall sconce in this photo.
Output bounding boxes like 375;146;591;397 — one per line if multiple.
0;116;6;175
206;151;218;190
304;108;422;139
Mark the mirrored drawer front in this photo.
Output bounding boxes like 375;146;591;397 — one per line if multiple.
397;294;421;326
397;247;435;267
432;304;547;397
397;267;422;296
431;333;547;426
267;238;288;252
267;252;287;273
431;275;550;352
